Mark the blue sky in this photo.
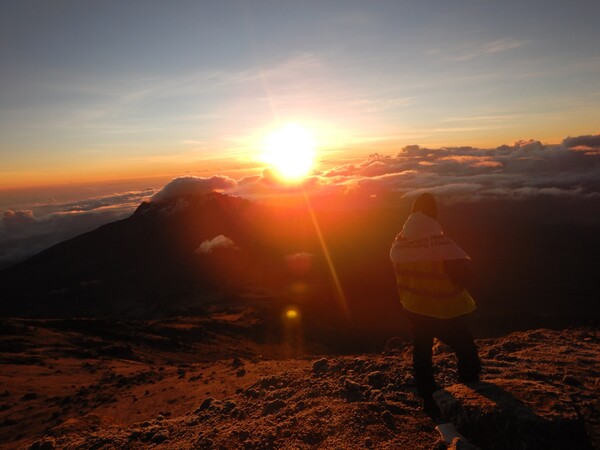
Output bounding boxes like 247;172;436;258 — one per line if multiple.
1;0;599;187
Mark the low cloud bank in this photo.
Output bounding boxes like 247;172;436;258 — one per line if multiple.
0;189;155;266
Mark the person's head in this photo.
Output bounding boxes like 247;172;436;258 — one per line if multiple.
412;193;437;219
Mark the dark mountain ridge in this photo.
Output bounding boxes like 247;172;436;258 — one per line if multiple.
1;192;598;349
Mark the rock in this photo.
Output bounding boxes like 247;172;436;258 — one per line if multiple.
312;358;328;375
343;378;368;402
237;430;250;441
370;389;384;402
343;378;364;392
195;397;213;413
21;392;38;401
485;347;501;358
244;388;259;398
263;399;286;416
223;400;236;413
562;374;582;386
141;427;160;442
301;430;324;445
366;371;385;388
231;357;243;368
236;368;246;377
28;438;55;450
381;410;395;428
151;432;168;444
128;430;142;441
433;379;592;450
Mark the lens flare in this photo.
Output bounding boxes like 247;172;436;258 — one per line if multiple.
302;190;349;318
285;307;300;320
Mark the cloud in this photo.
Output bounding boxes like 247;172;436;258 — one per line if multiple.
561;134;600;156
195;235;238;254
443;38;526;62
0;189;155;266
2;209;36;230
3;133;598;266
151;176;237;203
59;190;155;212
243;133;600;204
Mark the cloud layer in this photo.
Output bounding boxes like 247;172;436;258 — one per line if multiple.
138;134;600;210
245;133;600;203
0;189;155;266
2;134;598;266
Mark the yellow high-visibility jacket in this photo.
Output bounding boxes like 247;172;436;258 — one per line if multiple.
394;260;476;319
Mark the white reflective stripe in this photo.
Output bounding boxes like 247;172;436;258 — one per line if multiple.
395;269;447;280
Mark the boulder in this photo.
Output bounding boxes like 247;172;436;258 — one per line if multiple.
433;379;593;449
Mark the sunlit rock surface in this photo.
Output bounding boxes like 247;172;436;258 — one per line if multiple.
1;320;598;449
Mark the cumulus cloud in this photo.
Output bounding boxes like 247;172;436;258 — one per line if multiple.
228;133;600;204
151;176;237;202
291;133;600;203
561;134;600;156
195;235;238;254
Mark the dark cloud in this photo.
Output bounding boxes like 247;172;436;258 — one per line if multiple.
562;134;600;149
151;176;237;202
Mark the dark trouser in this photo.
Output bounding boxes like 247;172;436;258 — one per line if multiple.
404;310;481;419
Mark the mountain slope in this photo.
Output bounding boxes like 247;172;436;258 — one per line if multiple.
1;192;598;342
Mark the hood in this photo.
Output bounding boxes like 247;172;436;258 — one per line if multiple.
401;212;443;239
390;212;470;263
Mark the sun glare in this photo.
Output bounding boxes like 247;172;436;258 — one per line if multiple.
262;123;316;182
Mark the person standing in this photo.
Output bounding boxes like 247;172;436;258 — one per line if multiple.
390;193;481;424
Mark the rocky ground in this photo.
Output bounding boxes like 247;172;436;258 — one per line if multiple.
0;315;598;449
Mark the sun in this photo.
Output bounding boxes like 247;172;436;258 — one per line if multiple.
261;123;316;182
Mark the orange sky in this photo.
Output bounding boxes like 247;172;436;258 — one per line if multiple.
2;1;600;191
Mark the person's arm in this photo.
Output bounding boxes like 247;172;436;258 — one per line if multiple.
443;258;472;288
